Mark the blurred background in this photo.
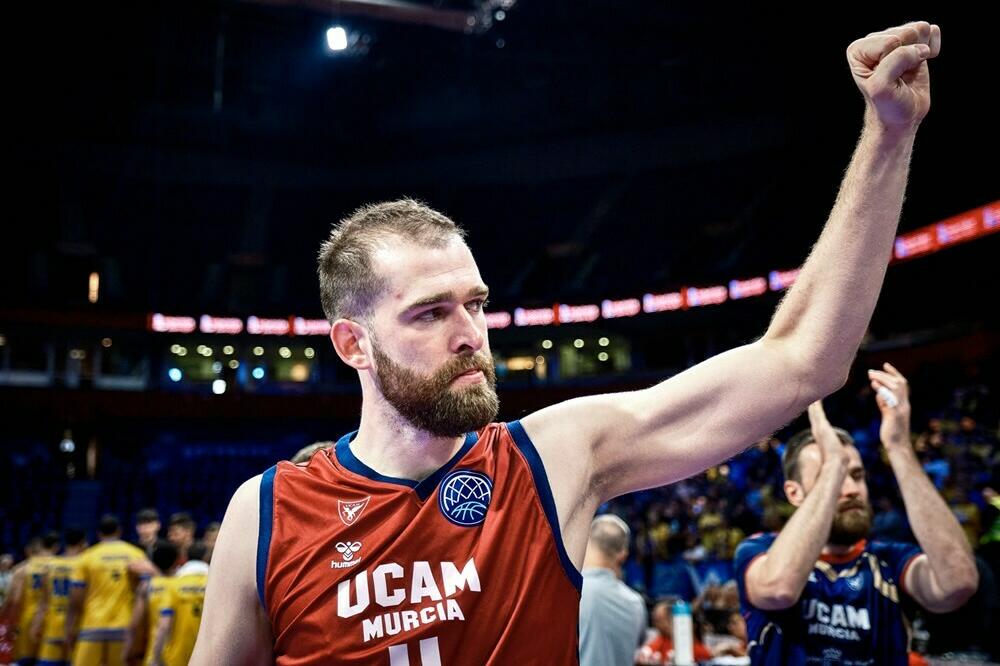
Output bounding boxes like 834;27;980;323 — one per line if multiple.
1;1;998;661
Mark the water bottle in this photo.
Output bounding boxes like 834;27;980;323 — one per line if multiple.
672;599;695;665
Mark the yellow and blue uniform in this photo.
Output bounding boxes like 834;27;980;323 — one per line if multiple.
141;576;172;666
70;540;148;666
152;562;208;666
16;555;54;666
37;555;80;666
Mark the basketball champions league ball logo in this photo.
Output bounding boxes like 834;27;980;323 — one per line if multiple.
438;470;493;527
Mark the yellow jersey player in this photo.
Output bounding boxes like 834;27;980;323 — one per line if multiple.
65;515;153;666
9;533;57;666
149;542;208;666
122;540;178;666
33;528;87;666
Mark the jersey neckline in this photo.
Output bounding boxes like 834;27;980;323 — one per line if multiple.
334;428;481;501
819;539;868;564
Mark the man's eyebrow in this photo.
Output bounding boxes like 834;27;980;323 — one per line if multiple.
403;285;490;312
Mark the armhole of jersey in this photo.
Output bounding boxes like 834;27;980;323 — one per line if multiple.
506;420;584;592
256;465;277;612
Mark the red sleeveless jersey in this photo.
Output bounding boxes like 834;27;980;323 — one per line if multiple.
259;421;583;665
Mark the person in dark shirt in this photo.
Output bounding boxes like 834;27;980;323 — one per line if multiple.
735;364;978;664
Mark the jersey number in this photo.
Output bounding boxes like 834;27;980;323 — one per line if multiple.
387;637;441;666
53;577;70;597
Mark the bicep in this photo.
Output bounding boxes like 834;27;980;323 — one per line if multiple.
190;475;273;666
528;339;810;502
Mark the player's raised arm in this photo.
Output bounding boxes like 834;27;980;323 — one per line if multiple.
870;363;978;611
189;475;273;666
523;22;942;510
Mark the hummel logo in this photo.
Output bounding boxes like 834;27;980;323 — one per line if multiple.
331;541;363;569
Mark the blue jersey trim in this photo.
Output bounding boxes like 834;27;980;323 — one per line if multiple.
415;432;479;501
77;628;126;641
335;430;480;501
506;420;584;592
336;431;418;488
160;608;175;616
37;660;68;666
256;465;277;612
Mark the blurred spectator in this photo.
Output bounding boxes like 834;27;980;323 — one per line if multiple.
650;533;701;602
134;508;161;556
291;441;334;464
167;512;196;564
202;521;221;563
635;599;712;665
579;515;646;666
0;553;14;606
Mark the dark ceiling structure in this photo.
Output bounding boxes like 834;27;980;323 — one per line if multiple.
6;2;998;318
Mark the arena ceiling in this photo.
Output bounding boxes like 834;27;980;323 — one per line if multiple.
6;2;997;317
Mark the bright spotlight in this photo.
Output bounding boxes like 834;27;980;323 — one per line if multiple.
212;379;227;395
326;26;348;51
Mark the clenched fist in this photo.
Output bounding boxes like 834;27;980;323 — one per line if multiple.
847;21;941;131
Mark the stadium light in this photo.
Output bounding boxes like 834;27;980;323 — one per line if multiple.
212;379;227;395
60;431;75;453
168;368;182;382
326;26;348;51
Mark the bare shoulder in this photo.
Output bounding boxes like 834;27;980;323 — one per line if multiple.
218;474;265;555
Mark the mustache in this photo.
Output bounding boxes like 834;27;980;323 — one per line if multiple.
441;353;494;379
837;499;869;512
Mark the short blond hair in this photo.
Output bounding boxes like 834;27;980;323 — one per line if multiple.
291;441;334;464
317;198;466;322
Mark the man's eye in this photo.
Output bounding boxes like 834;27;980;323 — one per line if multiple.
468;299;489;312
418;309;441;321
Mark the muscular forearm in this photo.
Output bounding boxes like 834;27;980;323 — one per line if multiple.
765;120;916;386
753;463;845;607
888;446;978;594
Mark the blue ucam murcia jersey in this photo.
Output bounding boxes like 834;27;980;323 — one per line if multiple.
734;533;922;666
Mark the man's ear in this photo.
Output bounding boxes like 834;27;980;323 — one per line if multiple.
784;479;806;507
330;319;372;370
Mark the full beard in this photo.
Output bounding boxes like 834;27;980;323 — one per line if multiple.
828;500;873;546
371;341;500;438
